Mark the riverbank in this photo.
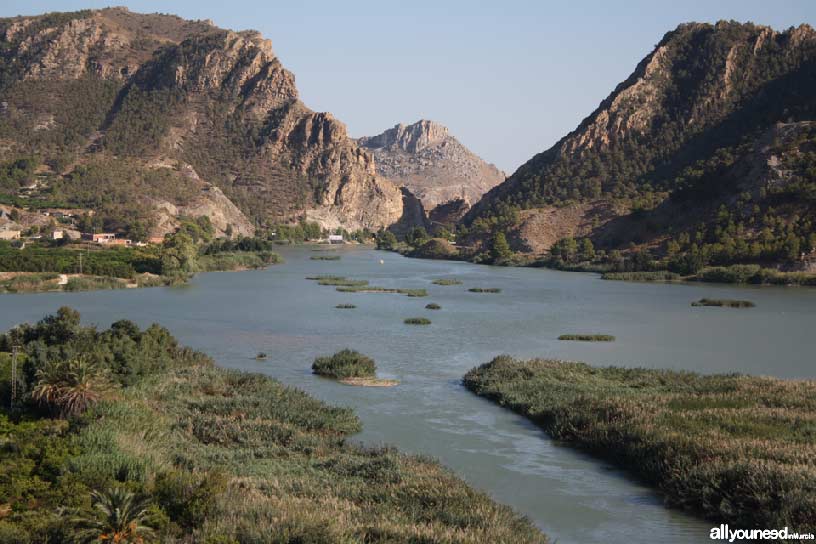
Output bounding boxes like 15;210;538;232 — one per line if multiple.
463;356;816;530
0;309;546;542
389;240;816;287
0;250;280;294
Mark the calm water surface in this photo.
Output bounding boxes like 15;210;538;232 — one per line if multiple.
2;245;815;543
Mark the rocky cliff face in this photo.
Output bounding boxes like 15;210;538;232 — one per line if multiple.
358;120;504;211
467;21;816;265
0;8;406;235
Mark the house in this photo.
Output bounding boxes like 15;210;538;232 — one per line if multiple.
108;238;132;246
328;234;344;244
83;233;117;244
51;230;64;240
0;229;21;240
148;236;165;245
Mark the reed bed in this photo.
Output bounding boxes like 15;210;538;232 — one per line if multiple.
464;356;816;529
468;287;502;293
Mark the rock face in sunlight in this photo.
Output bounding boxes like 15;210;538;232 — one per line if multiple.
359;119;505;213
0;7;407;233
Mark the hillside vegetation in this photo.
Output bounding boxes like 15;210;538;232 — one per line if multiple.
462;22;816;275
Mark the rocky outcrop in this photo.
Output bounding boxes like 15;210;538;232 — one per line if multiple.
358;120;504;211
0;8;407;233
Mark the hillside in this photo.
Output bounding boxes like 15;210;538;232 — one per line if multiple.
0;8;408;239
359;120;505;212
464;21;816;273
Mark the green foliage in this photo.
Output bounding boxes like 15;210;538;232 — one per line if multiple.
425;303;441;310
0;244;161;278
464;356;816;529
490;232;513;264
375;229;398;250
312;349;376;379
310;255;340;261
468;287;501;293
0;309;544;542
334;304;356;309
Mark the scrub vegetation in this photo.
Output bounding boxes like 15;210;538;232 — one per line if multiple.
0;309;546;543
404;318;432;325
468;287;502;293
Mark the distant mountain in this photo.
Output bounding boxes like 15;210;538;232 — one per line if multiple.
466;21;816;271
0;8;409;238
358;120;505;212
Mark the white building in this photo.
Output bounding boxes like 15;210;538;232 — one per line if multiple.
328;234;344;244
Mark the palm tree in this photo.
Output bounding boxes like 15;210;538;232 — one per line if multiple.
72;487;157;543
32;356;111;417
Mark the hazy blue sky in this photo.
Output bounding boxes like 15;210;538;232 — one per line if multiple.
3;1;816;172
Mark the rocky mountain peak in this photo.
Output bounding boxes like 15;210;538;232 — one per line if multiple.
358;120;504;211
359;119;450;153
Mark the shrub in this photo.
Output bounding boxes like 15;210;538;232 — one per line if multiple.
310;255;341;261
425;303;441;310
312;350;376;379
335;304;356;309
468;287;501;293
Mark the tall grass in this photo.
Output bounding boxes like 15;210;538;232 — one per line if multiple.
691;298;755;308
558;334;615;342
312;349;376;379
464;356;816;530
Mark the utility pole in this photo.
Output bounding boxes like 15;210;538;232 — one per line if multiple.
10;345;19;409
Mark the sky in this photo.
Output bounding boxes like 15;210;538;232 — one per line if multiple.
3;1;816;173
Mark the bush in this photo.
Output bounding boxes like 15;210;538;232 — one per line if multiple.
425;303;441;310
431;279;462;286
312;350;376;379
468;287;501;293
335;304;356;309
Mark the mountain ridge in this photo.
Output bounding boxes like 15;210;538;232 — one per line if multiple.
0;7;409;238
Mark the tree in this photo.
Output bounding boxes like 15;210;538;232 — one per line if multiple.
375;229;398;250
491;232;513;263
578;238;595;261
161;231;198;279
31;356;111;418
72;487;157;543
405;227;429;247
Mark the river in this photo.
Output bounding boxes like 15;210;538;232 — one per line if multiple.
2;245;815;543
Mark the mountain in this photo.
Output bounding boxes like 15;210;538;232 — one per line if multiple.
0;8;408;238
465;21;816;272
358;120;505;212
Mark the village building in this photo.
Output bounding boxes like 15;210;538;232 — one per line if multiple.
328;234;344;244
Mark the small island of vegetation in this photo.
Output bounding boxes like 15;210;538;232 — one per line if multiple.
310;255;341;261
691;298;756;308
312;349;398;387
468;287;502;293
463;355;816;529
432;278;462;286
558;334;616;342
404;317;432;325
425;303;441;310
335;304;356;309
